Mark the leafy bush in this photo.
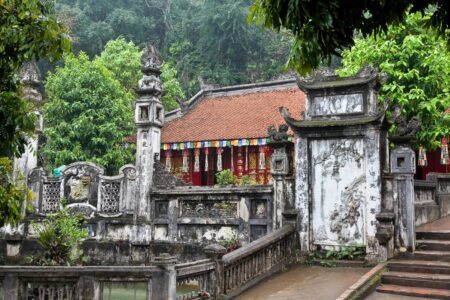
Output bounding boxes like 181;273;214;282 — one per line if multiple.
240;175;257;185
0;157;33;227
31;208;88;266
215;169;238;185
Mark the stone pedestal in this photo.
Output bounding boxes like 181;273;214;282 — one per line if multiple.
204;244;227;299
270;141;293;229
153;253;177;300
390;138;416;252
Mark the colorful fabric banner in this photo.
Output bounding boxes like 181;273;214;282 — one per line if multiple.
161;136;287;150
204;148;209;171
182;149;189;173
217;148;223;171
194;149;200;172
165;150;172;172
441;138;449;165
418;147;428;167
259;146;266;170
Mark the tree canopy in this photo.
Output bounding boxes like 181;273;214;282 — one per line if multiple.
249;0;450;74
96;37;184;111
54;0;291;97
338;12;450;149
0;0;70;158
42;52;134;175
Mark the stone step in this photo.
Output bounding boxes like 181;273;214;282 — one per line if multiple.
388;259;450;275
412;250;450;261
381;271;450;290
417;239;450;251
416;231;450;241
376;284;450;299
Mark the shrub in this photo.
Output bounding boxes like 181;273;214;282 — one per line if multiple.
31;208;88;265
215;169;238;185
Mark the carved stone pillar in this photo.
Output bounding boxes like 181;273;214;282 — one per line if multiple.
153;253;177;300
390;137;416;252
204;244;227;299
134;45;164;225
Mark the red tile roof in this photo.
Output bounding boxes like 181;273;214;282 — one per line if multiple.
161;83;305;144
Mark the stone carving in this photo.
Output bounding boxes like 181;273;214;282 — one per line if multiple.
251;199;267;218
19;61;43;104
25;282;78;300
329;175;365;243
267;124;289;142
180;201;238;218
62;162;103;206
312;93;363;115
389;105;421;137
153;160;186;188
42;180;61;213
138;75;163;96
99;181;121;214
140;44;162;73
66;203;96;218
313;139;363;178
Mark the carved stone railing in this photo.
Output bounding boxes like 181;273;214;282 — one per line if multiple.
0;256;176;300
27;162;136;218
175;259;215;300
151;185;274;244
174;225;297;300
222;224;297;298
413;173;450;226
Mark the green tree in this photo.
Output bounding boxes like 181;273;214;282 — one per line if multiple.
0;0;70;158
338;12;450;149
96;37;184;111
249;1;450;74
42;52;134;175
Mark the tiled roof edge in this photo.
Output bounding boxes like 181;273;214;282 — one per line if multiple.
164;78;298;121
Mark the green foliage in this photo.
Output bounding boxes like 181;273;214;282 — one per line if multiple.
0;157;34;227
219;233;242;253
41;52;134;175
240;175;257;185
249;1;450;75
95;37;141;92
54;0;290;98
160;62;185;112
305;246;366;267
0;0;70;157
338;12;450;150
215;169;238;185
31;207;88;266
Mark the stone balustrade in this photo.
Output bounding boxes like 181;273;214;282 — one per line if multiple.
0;254;176;300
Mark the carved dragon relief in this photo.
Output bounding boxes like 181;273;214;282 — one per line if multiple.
329;175;365;243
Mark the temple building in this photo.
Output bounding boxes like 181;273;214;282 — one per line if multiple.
159;79;305;186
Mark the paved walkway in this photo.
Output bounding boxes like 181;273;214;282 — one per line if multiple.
416;215;450;232
237;265;367;300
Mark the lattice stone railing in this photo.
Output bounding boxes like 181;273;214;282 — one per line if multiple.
28;163;136;217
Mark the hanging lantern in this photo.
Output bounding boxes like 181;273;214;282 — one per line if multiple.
259;146;266;170
418;147;428;167
441;138;449;165
194;149;200;172
165;150;172;172
204;148;209;171
217;148;223;171
182;149;190;173
231;146;234;171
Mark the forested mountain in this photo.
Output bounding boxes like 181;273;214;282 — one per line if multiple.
55;0;292;97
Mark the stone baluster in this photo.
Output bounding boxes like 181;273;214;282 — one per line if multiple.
204;244;227;299
153;253;177;300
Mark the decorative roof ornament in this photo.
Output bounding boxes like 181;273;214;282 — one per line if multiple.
140;44;162;75
137;44;163;97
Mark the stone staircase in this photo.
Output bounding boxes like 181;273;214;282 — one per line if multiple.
377;231;450;299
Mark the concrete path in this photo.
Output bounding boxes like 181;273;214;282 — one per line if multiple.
417;215;450;232
237;265;367;300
